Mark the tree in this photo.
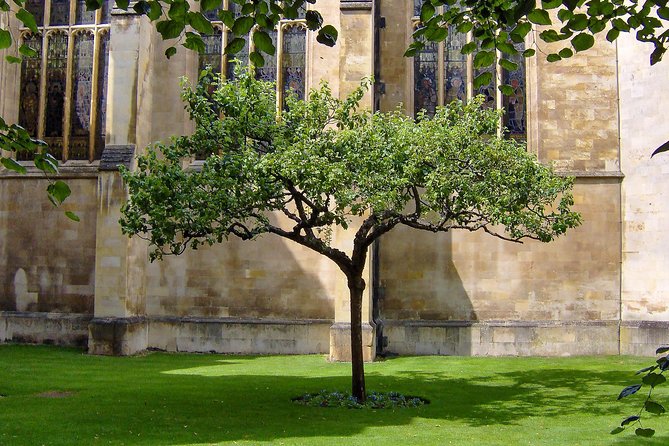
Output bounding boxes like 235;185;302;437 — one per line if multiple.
119;68;581;401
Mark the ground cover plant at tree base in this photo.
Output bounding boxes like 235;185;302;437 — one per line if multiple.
120;68;581;402
0;345;666;446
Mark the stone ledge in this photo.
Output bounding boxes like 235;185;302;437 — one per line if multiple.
151;315;333;325
341;0;372;11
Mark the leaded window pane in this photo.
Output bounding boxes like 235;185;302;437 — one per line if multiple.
414;40;438;117
76;0;96;24
95;31;110;159
45;32;68;159
502;42;526;140
475;65;496;110
444;29;467;103
18;33;42;161
25;0;45;27
414;0;422;17
226;32;248;80
101;0;111;24
199;29;223;74
203;4;222;21
256;30;277;82
49;0;71;26
282;26;306;103
68;32;95;160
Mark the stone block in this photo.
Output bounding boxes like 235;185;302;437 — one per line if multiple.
329;322;376;362
88;317;148;355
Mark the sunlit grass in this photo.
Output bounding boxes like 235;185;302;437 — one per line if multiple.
0;345;663;445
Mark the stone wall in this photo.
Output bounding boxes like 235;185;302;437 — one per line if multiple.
0;175;98;314
618;34;669;354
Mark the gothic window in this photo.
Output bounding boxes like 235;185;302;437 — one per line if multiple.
412;0;526;139
17;0;111;161
198;0;308;106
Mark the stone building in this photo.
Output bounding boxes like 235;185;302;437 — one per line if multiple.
0;0;668;359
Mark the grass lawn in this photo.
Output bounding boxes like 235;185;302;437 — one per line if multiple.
0;345;664;445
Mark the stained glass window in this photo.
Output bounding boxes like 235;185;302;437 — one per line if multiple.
414;40;438;117
49;0;70;26
76;0;97;25
197;1;308;110
44;32;68;159
282;25;306;103
444;29;467;103
256;30;278;82
225;31;248;80
199;28;223;74
25;0;45;27
101;1;111;24
411;6;527;139
16;1;111;161
502;42;526;140
95;31;110;159
414;0;422;17
69;32;95;159
18;34;42;139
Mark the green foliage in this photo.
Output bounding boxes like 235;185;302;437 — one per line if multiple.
414;0;669;69
121;68;580;263
614;347;669;437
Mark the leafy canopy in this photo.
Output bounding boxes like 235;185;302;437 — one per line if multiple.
120;68;581;265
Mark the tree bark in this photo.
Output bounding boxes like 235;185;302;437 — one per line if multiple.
348;275;366;402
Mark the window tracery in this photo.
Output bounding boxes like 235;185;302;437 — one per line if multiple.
17;0;111;161
198;0;308;107
412;0;526;139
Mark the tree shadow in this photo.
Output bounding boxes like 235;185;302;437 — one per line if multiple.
0;349;654;445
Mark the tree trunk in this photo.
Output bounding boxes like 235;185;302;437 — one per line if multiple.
348;276;366;402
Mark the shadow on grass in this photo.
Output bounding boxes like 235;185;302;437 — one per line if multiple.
0;347;649;445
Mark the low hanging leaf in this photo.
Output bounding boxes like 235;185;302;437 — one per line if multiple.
16;8;39;33
305;10;323;31
189;12;214;35
225;38;247;55
499;59;518;72
1;157;27;174
47;180;72;206
610;427;625;435
635;428;655;438
249;51;265;68
232;16;255;35
420;2;436;24
558;48;573;58
656;346;669;354
156;19;185;40
642;372;666;388
473;71;493;89
528;8;552;25
620;415;640;426
546;53;562;62
571;33;595;52
0;29;11;50
522;48;536;57
316;25;338;47
635;365;658;375
165;46;177;59
644;401;665;415
253;31;276;56
5;55;21;64
617;384;642;400
473;50;495;69
65;211;80;222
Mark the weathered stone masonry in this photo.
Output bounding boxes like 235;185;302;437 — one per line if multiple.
1;0;669;358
